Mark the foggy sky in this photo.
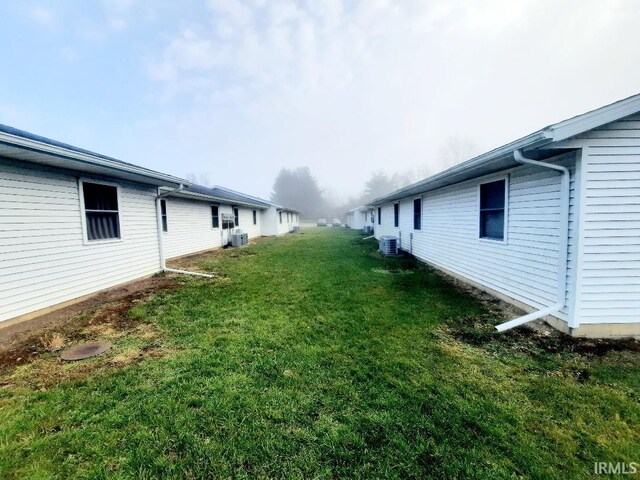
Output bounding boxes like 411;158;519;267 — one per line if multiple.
1;0;639;202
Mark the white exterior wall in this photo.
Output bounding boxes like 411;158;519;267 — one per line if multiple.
568;113;640;326
262;206;298;236
375;152;578;323
235;207;263;239
163;198;230;259
0;158;162;323
349;210;369;230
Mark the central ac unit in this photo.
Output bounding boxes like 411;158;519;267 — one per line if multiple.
363;225;373;234
231;231;249;247
379;235;398;256
292;226;300;233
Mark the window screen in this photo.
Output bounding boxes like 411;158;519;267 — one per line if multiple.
394;203;399;227
413;198;421;230
82;182;120;241
479;180;506;240
160;200;168;232
211;206;219;228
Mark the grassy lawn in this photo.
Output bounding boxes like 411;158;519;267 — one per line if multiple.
0;228;638;479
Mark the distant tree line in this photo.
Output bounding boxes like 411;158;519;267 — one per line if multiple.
270;135;481;222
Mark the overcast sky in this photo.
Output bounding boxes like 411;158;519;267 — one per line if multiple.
1;0;639;201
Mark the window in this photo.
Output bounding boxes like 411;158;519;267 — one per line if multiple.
160;199;168;232
82;181;120;241
394;203;399;227
233;207;239;226
370;211;374;223
211;205;219;228
377;207;381;225
279;212;282;224
413;198;421;230
479;179;506;241
253;210;257;225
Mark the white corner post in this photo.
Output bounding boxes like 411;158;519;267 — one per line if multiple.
495;149;570;332
155;185;214;279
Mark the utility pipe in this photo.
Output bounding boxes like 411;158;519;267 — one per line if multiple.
155;185;214;279
495;149;570;332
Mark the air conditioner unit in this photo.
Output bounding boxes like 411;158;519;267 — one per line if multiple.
363;225;373;234
292;226;300;233
231;232;249;247
379;235;398;256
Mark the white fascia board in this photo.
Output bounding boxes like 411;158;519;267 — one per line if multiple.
0;131;189;187
548;93;640;141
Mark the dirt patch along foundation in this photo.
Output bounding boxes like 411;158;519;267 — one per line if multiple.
0;274;177;350
0;274;180;387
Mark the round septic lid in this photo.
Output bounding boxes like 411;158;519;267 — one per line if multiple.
60;341;112;361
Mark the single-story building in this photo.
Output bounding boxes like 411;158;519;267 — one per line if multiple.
371;93;640;338
0;124;297;325
345;206;374;231
209;186;300;237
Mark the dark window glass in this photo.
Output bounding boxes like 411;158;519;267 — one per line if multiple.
253;210;257;225
279;212;282;224
233;207;239;226
479;180;506;240
161;199;168;232
377;207;381;225
211;205;219;228
394;203;399;227
413;198;421;230
82;182;120;241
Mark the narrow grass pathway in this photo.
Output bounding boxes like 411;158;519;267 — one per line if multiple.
0;229;638;479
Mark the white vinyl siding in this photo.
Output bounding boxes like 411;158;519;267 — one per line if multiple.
236;207;262;239
571;113;640;325
376;152;578;323
0;158;162;323
262;206;298;236
163;198;229;259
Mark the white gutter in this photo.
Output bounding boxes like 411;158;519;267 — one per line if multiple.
155;185;214;279
495;149;570;332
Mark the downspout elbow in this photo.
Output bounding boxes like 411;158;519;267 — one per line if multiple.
495;149;570;332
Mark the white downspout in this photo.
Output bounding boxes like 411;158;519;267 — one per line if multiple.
495;149;570;332
155;185;214;279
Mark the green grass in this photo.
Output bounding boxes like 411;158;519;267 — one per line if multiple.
0;229;638;479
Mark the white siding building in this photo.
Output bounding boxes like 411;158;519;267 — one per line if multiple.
0;127;185;324
345;206;373;230
0;125;298;325
209;187;300;237
371;94;640;338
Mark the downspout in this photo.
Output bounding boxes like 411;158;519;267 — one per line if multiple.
155;185;214;279
495;149;570;332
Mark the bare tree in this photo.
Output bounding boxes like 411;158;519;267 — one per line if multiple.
436;135;481;171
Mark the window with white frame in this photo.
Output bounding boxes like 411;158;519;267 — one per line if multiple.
160;199;168;232
253;210;257;225
479;179;506;241
82;181;121;241
394;203;399;228
233;207;239;226
211;205;219;228
377;207;381;225
279;212;282;224
413;198;421;230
